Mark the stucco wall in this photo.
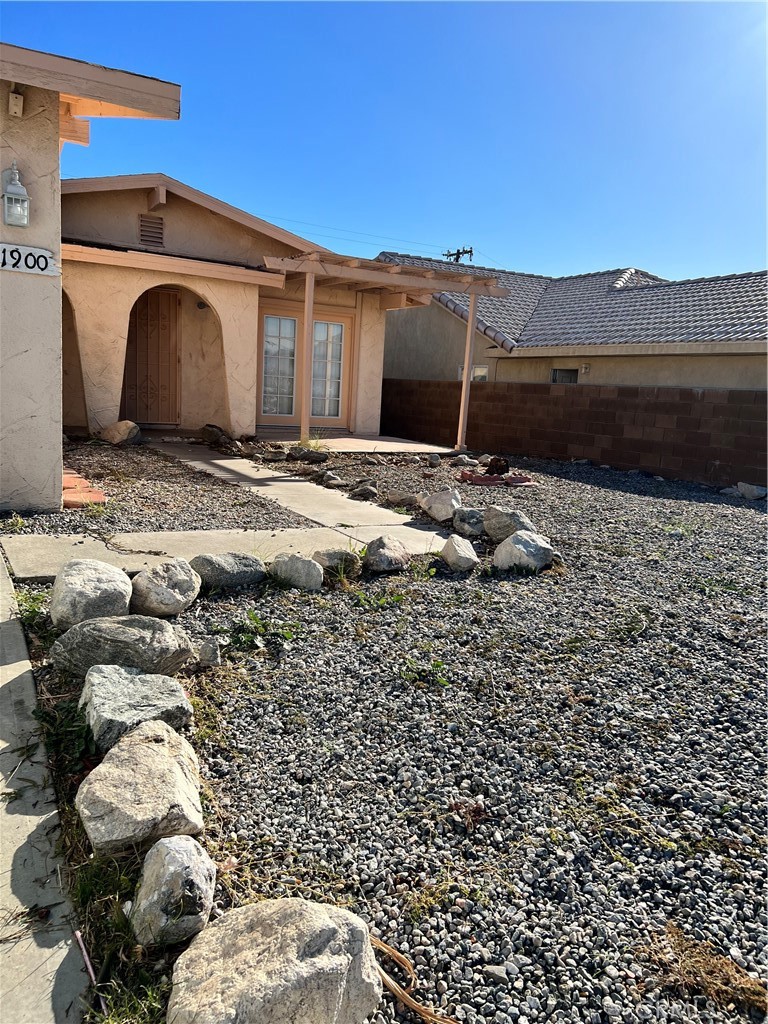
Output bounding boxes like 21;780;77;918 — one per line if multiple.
62;261;260;437
62;290;87;428
0;82;62;511
62;189;299;263
494;352;766;388
384;303;487;381
353;292;387;435
178;289;228;429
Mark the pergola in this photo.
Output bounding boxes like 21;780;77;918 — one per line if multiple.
262;251;508;447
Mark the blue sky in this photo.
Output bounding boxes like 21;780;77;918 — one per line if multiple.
2;1;765;278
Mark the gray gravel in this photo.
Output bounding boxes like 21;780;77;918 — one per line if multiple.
171;460;766;1024
0;441;314;535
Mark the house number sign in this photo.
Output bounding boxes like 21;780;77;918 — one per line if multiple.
0;243;59;276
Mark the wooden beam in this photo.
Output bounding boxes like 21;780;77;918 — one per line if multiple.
379;293;409;311
148;184;166;210
262;256;507;297
316;276;348;289
59;102;90;147
299;273;316;441
455;292;478;452
61;243;285;288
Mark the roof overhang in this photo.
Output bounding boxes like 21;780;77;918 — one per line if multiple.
263;252;508;297
487;340;767;358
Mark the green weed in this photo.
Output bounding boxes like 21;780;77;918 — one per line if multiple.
400;656;450;688
2;511;25;533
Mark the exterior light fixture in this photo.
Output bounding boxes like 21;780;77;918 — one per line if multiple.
2;161;30;227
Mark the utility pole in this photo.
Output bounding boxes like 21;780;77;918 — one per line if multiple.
442;246;473;264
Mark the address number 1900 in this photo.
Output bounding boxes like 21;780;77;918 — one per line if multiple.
0;243;59;277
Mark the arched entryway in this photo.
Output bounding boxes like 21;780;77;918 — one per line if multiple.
120;285;227;430
62;289;88;431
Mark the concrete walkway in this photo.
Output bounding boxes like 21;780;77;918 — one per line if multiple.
0;561;86;1023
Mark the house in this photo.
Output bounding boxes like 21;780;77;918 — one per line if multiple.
381;253;768;389
0;42;180;512
59;175;503;446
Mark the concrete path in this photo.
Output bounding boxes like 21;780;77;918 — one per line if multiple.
0;560;86;1023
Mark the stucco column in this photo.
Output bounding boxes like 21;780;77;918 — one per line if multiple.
0;83;62;512
214;281;259;438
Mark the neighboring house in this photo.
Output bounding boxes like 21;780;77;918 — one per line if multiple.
0;42;180;512
60;175;502;445
381;253;768;389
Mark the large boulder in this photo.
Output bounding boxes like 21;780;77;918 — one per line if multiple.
483;506;536;542
190;552;267;591
51;616;194;678
130;836;215;946
441;535;480;573
363;535;410;574
201;423;232;446
269;553;324;592
75;720;202;855
452;508;485;538
418;488;462;523
131;559;201;616
98;420;141;446
167;898;382;1024
493;530;558;572
737;481;768;501
79;665;193;752
49;559;132;629
312;549;362;582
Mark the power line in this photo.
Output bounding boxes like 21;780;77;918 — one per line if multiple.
256;212;447;252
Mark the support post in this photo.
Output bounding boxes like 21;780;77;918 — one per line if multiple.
455;291;478;451
299;272;316;441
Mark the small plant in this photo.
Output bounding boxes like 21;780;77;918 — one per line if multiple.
400;656;450;688
221;609;299;658
351;589;404;611
16;588;59;649
81;500;117;519
2;511;25;533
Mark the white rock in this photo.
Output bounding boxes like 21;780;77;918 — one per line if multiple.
75;720;202;855
167;898;382;1024
79;665;193;751
50;559;132;629
51;615;194;678
441;535;480;572
189;552;266;590
269;553;324;591
131;559;201;616
363;535;411;573
386;489;419;508
483;506;537;542
478;454;492;465
737;481;767;501
493;530;558;572
453;508;485;538
312;549;362;581
130;836;215;946
98;420;141;445
418;488;462;523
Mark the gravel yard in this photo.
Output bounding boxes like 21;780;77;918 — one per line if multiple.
9;449;767;1022
169;460;764;1023
0;441;315;535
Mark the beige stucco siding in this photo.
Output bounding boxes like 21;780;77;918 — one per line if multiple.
0;82;62;511
62;190;298;264
353;292;386;435
62;289;88;428
385;303;486;381
492;352;766;388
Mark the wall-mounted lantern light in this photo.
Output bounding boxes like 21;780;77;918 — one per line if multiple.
2;161;30;227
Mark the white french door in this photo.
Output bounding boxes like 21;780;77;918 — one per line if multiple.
311;321;344;419
261;315;296;416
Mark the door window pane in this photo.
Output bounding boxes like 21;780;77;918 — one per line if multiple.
262;315;296;416
311;321;344;418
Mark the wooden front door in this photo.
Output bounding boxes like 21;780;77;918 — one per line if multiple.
121;288;180;425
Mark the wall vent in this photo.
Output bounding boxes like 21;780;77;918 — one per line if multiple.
139;214;164;248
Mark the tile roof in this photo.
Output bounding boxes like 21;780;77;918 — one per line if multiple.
378;253;768;352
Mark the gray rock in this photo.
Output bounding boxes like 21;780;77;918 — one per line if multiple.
428;453;441;468
74;720;202;854
201;423;232;446
313;549;362;582
418;488;462;523
130;836;216;946
478;454;493;465
270;553;324;592
262;449;287;462
196;640;222;668
483;506;537;542
189;552;266;591
493;530;558;572
98;420;141;445
50;559;132;629
453;508;485;538
737;481;767;501
451;454;480;467
350;485;378;501
304;449;330;464
483;964;510;986
363;535;411;573
167;898;382;1024
386;489;419;508
131;559;201;617
441;535;480;573
79;664;193;751
51;615;194;678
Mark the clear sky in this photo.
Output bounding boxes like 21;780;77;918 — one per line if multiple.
2;1;765;278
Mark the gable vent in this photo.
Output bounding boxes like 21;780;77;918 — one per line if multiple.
139;214;164;248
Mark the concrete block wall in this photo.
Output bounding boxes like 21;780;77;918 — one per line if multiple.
381;380;767;487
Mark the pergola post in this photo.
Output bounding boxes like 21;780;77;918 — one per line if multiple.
455;292;478;451
299;271;315;441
